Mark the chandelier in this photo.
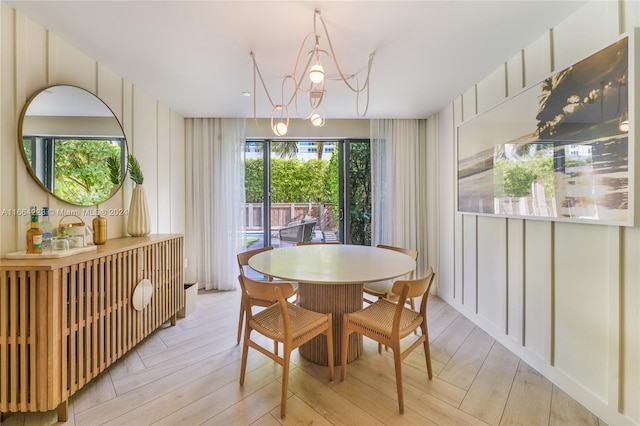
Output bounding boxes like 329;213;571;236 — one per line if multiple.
251;10;375;136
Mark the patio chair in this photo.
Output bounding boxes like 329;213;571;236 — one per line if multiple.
278;218;317;245
239;274;334;418
341;267;435;414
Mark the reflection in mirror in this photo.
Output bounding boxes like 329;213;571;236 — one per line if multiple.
19;85;128;206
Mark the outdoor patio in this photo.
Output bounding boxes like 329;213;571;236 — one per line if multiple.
247;229;339;249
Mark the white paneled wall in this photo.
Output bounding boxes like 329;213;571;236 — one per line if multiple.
476;216;506;334
0;4;185;256
505;218;524;343
433;1;639;424
523;220;552;362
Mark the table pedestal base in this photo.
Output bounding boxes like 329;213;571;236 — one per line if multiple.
297;283;362;366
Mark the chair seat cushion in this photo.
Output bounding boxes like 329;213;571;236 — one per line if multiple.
250;302;327;343
348;299;422;339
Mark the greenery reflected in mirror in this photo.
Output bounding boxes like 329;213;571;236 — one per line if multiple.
19;85;128;206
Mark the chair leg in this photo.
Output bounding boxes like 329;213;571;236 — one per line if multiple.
326;314;334;381
280;350;291;418
239;330;251;385
392;344;405;414
422;324;433;379
340;314;350;381
237;298;245;344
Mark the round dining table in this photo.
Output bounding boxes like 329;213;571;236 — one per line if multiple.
248;244;416;365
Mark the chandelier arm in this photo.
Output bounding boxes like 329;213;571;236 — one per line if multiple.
318;13;375;93
293;90;317;120
356;76;371;117
251;52;279;108
356;55;374;117
289;38;318;98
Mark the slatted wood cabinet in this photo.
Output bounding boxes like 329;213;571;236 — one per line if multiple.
0;234;184;422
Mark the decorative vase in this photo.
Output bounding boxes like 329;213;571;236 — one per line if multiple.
127;184;150;237
93;215;107;245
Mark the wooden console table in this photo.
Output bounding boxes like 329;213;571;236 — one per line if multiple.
0;235;184;422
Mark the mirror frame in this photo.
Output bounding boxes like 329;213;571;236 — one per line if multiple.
18;85;128;206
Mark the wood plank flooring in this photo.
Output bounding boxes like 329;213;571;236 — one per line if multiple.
1;290;605;425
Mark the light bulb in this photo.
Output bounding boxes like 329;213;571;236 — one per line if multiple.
310;113;324;127
619;120;629;132
274;122;288;136
309;64;325;84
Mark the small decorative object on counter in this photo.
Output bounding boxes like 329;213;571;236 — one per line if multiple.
26;211;42;254
40;206;53;252
93;214;107;245
127;154;151;237
58;215;88;247
52;236;70;251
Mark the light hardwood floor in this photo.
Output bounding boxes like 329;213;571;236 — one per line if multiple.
2;289;605;426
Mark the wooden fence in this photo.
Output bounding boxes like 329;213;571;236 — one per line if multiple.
244;203;337;231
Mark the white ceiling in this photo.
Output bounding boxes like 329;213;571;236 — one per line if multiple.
8;1;588;120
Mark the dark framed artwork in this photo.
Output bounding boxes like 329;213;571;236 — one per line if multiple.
457;35;633;226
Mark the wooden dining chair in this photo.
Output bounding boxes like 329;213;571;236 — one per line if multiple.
239;274;334;418
236;246;298;347
362;244;418;308
341;267;435;414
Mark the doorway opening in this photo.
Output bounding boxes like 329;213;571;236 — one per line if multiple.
243;139;370;249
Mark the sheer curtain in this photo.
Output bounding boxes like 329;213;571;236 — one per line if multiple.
371;119;429;276
185;118;246;290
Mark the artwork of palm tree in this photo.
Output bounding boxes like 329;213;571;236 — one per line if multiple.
457;36;630;225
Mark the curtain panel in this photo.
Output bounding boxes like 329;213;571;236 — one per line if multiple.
371;119;430;277
185;118;246;290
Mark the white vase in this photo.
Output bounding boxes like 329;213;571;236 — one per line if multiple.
127;184;150;237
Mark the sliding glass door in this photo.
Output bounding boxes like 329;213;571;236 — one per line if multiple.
341;139;371;245
243;139;370;249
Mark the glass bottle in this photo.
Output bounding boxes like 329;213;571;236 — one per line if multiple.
26;205;37;234
26;212;43;254
40;207;53;252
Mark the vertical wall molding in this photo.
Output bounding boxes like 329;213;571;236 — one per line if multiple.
504;218;509;334
618;0;626;34
473;84;478;116
520;220;526;347
460;213;465;304
521;222;527;347
504;62;509;98
474;214;478;314
549;221;555;366
609;226;622;410
549;28;555;72
520;49;526;91
11;9;20;251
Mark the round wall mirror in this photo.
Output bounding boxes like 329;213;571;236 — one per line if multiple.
18;85;128;206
